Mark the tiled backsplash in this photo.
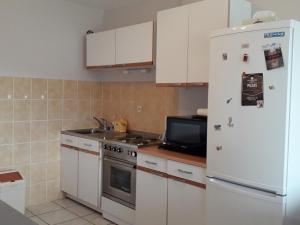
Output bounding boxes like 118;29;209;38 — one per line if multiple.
0;77;178;206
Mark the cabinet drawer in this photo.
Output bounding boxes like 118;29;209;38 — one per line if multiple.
167;160;206;184
61;134;78;147
138;153;167;173
77;138;99;154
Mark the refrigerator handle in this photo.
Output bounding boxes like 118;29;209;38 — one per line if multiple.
207;178;284;203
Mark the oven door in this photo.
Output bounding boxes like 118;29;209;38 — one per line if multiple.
103;156;136;209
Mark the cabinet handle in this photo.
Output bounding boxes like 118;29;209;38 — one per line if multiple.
145;160;158;166
178;169;193;175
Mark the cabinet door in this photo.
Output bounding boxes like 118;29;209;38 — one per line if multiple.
187;0;228;83
61;147;78;197
116;22;153;65
78;152;99;207
135;170;167;225
168;179;205;225
86;30;116;67
156;5;189;84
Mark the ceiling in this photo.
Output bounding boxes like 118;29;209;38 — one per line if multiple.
64;0;146;10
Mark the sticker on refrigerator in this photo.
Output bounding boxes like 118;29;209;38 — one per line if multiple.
241;73;264;107
263;43;284;70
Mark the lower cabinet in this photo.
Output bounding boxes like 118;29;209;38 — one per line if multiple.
61;147;78;197
78;151;100;207
61;135;101;209
135;170;168;225
136;153;206;225
168;178;205;225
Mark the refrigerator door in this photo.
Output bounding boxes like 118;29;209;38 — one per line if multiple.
207;27;292;195
206;178;286;225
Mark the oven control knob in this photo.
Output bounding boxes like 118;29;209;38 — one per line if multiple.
107;146;111;151
112;147;117;152
117;148;122;153
131;151;137;157
103;144;107;150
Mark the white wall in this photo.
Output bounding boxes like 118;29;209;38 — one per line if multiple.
0;0;103;81
249;0;300;20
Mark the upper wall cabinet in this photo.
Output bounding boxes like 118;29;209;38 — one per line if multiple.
116;21;153;66
156;0;251;86
86;30;116;68
86;21;154;69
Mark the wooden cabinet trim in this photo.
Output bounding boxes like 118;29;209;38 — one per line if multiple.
168;174;206;189
61;144;100;156
87;61;153;70
137;165;206;189
0;172;23;183
137;166;168;178
156;82;208;87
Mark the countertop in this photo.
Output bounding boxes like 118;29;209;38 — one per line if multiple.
0;201;36;225
138;146;206;168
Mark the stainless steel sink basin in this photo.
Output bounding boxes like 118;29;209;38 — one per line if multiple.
72;128;105;135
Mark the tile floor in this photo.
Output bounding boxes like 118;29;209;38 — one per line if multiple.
26;198;115;225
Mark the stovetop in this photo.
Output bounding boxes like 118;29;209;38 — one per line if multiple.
108;131;162;147
102;131;162;163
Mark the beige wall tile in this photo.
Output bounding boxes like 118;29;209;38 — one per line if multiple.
31;100;47;120
102;82;121;121
47;141;60;161
48;79;62;99
63;100;77;120
62;119;78;130
92;100;102;118
0;100;13;121
0;77;13;99
47;180;62;201
91;82;102;99
48;120;62;141
30;163;46;184
14;100;30;121
48;100;62;120
78;100;91;120
30;182;46;205
32;78;47;100
0;145;13;169
78;81;91;99
31;142;47;163
31;121;47;142
13;143;30;166
0;122;12;145
14;122;30;143
63;80;77;99
47;161;60;181
14;77;31;100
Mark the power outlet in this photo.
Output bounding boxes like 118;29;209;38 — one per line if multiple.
136;106;143;113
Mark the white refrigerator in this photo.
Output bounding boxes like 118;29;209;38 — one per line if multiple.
207;20;300;225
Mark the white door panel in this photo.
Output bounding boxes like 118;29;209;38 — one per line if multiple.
61;147;78;197
206;178;285;225
78;152;99;207
188;0;228;83
208;28;292;194
156;5;189;84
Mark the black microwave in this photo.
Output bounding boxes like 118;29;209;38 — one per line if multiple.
159;116;207;157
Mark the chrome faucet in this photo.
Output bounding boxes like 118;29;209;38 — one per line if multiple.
93;117;114;131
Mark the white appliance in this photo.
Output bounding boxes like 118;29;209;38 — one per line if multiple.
207;20;300;225
0;171;26;214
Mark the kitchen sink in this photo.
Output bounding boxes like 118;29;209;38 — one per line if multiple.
72;128;105;135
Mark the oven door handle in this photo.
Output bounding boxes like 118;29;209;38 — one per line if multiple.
104;157;136;169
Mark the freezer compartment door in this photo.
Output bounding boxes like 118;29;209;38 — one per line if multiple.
207;27;293;194
206;178;285;225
